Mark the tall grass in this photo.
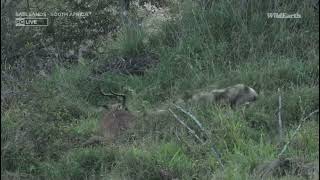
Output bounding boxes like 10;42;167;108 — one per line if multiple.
1;0;319;179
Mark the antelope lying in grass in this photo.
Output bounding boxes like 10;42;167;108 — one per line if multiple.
82;89;136;146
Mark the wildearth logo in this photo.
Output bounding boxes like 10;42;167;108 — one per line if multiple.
267;13;301;19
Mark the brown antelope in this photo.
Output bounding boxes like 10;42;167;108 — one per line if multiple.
82;89;136;146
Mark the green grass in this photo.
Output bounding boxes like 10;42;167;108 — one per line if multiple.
1;0;319;179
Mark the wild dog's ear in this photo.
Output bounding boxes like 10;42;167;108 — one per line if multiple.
243;86;251;93
248;87;258;101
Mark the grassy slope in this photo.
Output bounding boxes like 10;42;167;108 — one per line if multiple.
1;0;319;179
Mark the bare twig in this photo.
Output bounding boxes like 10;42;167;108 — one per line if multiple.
168;108;204;144
210;145;224;168
277;88;283;142
169;107;224;168
298;96;306;118
278;109;319;157
172;104;206;133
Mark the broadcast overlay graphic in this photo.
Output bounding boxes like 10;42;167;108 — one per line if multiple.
16;18;48;26
15;11;91;27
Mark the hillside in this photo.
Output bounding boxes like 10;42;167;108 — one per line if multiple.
1;0;319;179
